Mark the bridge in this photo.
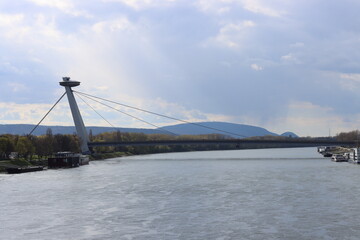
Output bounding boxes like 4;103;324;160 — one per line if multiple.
88;138;358;149
35;77;358;154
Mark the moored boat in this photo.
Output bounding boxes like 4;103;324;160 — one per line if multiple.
317;146;338;157
6;166;44;174
48;152;89;169
331;154;348;162
347;148;360;164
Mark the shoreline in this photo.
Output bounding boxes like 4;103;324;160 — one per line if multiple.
0;152;132;173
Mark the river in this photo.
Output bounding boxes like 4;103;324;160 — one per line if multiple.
1;147;360;240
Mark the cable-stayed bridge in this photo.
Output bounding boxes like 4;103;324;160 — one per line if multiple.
31;78;359;154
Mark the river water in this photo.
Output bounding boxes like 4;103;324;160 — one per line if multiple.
1;148;360;240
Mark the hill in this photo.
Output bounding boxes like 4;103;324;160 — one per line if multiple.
159;122;280;138
281;132;299;138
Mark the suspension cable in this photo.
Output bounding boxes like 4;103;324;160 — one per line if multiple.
76;92;178;136
75;92;119;132
74;91;248;138
28;92;66;136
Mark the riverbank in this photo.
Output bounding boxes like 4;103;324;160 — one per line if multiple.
0;152;132;173
0;159;36;172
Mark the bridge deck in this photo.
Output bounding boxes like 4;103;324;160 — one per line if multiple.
88;139;358;148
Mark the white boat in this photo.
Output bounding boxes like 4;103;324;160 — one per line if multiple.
317;146;338;157
331;154;347;162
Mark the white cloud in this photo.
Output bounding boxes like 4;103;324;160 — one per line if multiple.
0;102;73;125
0;13;67;47
205;21;256;49
0;13;24;26
0;13;30;41
195;0;232;15
145;97;233;125
241;0;285;17
340;73;360;82
250;63;263;71
27;0;92;17
103;0;177;10
93;86;110;91
0;62;25;74
337;73;360;92
27;0;73;10
92;17;133;33
281;53;301;64
195;0;284;17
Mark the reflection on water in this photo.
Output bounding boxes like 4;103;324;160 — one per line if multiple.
1;148;360;240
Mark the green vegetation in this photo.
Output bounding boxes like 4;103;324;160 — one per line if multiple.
0;159;32;172
90;131;239;155
0;129;80;161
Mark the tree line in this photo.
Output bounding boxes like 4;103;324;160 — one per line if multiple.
0;129;80;160
335;130;360;141
89;129;239;155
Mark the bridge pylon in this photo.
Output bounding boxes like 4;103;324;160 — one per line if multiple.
60;77;90;154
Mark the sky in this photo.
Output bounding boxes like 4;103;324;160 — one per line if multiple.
1;0;360;137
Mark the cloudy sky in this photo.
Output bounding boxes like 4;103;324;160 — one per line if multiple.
1;0;360;137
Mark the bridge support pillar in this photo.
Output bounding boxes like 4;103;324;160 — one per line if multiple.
60;77;90;154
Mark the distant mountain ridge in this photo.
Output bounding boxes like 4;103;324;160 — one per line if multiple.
0;122;298;138
159;122;298;138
